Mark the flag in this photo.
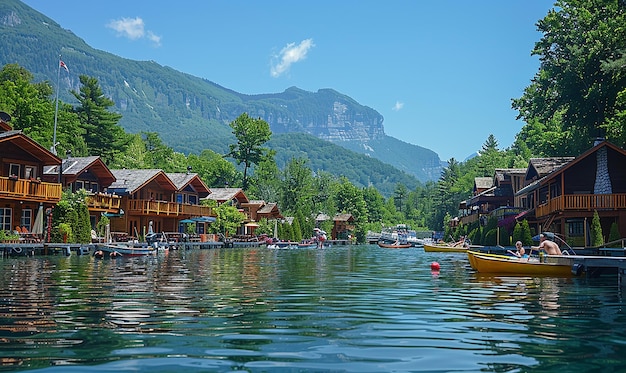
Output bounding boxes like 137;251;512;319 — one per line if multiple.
59;60;69;72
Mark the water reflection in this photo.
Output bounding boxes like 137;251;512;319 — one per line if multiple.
0;246;625;372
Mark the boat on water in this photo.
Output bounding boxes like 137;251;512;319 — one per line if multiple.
378;241;412;249
379;224;432;247
94;243;157;258
423;243;478;253
466;250;575;276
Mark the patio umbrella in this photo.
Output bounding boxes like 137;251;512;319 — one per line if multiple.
32;205;44;235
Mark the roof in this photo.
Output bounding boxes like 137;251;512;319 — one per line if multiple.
166;172;211;195
334;213;354;222
204;188;249;203
109;169;177;194
44;156;116;187
526;157;574;180
494;168;526;182
0;130;62;165
474;177;493;190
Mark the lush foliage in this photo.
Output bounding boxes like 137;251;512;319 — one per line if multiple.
590;210;604;247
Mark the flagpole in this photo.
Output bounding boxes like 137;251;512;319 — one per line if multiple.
51;55;61;155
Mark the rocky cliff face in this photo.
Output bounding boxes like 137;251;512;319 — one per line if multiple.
238;87;386;143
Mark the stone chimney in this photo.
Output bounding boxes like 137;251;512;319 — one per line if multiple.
593;140;612;194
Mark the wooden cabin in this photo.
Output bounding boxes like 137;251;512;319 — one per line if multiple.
515;140;626;246
42;156;121;228
0;113;62;240
332;213;355;240
107;169;213;240
166;172;212;234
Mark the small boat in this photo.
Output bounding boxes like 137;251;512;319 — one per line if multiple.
94;243;157;257
378;241;412;249
466;250;574;276
423;243;475;253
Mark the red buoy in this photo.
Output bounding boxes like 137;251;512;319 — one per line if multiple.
430;262;440;271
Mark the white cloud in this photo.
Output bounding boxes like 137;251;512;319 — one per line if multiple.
392;101;404;111
271;38;314;78
107;17;161;46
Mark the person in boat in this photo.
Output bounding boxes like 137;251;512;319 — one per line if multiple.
532;234;562;255
507;241;528;258
94;250;104;259
453;235;468;248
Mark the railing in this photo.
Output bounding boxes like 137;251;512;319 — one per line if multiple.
126;199;213;217
459;213;479;225
536;193;626;218
0;176;62;201
85;193;122;211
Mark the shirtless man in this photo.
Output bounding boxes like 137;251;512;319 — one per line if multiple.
532;234;562;255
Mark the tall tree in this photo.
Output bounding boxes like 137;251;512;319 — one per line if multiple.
72;75;129;164
512;0;626;153
226;113;272;190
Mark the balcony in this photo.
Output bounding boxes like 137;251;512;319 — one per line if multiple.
536;193;626;218
0;176;62;202
126;199;213;217
85;193;122;212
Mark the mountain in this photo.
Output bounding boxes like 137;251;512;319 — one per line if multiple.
0;0;443;184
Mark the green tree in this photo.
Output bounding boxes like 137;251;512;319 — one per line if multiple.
188;149;240;188
590;210;604;247
226;113;272;189
279;158;314;214
608;222;621;247
72;75;130;164
512;0;626;153
211;203;246;238
247;150;280;202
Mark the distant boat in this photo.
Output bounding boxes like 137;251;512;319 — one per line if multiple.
466;250;575;276
378;241;412;249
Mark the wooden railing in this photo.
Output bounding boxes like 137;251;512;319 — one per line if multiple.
0;176;62;202
536;193;626;218
460;213;479;225
85;193;122;211
126;199;213;217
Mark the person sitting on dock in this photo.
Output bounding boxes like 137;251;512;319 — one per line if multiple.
532;234;562;256
508;241;528;258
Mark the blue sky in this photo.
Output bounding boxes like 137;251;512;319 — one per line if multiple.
23;0;555;161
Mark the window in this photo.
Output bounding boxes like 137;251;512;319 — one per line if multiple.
188;195;198;205
9;164;20;178
176;194;184;203
567;219;584;237
21;209;33;231
75;180;84;191
24;166;36;179
0;208;12;231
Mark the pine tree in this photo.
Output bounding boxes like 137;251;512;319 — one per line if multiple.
590;210;604;247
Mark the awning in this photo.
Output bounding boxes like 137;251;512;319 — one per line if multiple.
514;209;534;220
245;222;259;227
192;216;216;223
179;219;195;223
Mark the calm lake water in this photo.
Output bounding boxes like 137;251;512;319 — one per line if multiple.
1;245;625;372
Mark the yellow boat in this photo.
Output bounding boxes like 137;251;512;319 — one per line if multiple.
423;243;477;253
466;250;574;276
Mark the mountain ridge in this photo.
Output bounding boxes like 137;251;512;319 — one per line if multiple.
1;0;443;183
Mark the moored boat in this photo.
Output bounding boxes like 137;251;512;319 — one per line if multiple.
423;243;478;253
378;241;412;249
466;250;574;276
94;243;156;257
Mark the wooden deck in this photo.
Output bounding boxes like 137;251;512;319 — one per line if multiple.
536;193;626;218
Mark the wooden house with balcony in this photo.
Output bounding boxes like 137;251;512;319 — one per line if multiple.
166;172;212;234
0;113;62;238
107;169;214;240
515;140;626;245
459;169;525;227
42;156;121;228
203;188;256;236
